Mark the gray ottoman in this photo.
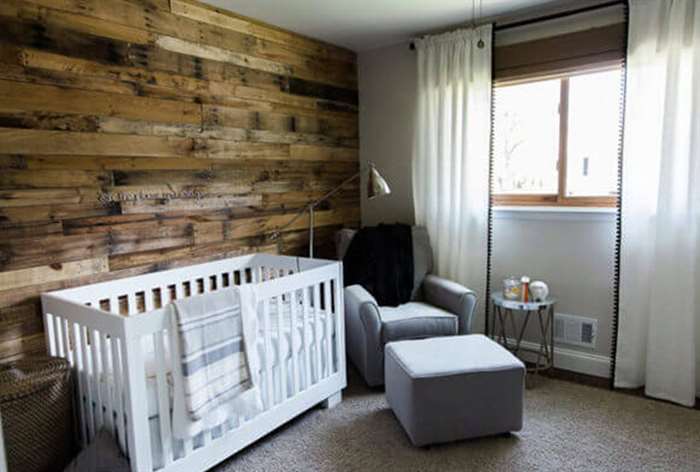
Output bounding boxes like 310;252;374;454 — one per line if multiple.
385;334;525;446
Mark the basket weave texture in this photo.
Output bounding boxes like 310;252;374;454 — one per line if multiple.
0;356;75;472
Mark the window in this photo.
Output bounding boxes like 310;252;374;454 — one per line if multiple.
492;68;623;207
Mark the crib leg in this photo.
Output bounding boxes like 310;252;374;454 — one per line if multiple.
320;391;342;409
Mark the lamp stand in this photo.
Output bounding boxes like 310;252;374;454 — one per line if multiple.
267;161;390;259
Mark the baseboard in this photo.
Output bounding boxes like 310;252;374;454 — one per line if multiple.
503;337;611;379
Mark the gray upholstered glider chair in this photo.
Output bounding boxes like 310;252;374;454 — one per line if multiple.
337;227;478;387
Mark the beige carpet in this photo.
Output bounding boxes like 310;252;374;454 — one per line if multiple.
215;369;700;471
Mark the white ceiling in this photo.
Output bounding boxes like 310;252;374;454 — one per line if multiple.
202;0;580;52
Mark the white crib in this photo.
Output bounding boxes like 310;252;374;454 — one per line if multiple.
41;254;346;472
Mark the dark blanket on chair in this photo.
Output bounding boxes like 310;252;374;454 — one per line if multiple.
343;224;414;307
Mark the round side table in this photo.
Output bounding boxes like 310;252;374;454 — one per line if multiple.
490;293;556;379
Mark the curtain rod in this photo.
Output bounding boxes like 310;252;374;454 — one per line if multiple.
408;0;624;50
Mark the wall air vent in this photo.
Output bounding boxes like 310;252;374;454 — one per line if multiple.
554;313;597;348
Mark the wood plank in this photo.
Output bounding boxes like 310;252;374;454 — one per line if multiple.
168;0;355;63
0;257;109;291
16;155;213;171
108;241;277;271
0;127;353;161
0;233;110;271
0;201;116;226
225;207;359;240
0;188;94;208
235;86;357;114
0;0;152;44
203;105;358;138
0;169;111;188
155;35;292;76
0;302;42;344
193;220;224;245
290;144;358;162
0;80;202;125
193;141;289;160
120;194;262;214
0;221;63;239
0;333;45;362
0;128;195;157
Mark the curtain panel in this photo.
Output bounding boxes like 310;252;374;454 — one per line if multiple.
615;0;700;407
412;26;493;330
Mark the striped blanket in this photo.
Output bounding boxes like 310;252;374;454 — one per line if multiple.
169;285;262;435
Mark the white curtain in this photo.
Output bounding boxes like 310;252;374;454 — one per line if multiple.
615;0;700;407
412;26;492;330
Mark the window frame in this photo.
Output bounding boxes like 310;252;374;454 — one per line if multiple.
491;66;621;208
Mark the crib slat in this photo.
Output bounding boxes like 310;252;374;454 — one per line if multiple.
142;289;170;467
184;436;193;457
263;298;273;408
323;281;333;377
333;278;343;377
72;322;88;446
127;293;137;315
202;429;211;449
154;330;173;466
301;288;311;390
100;333;114;433
313;284;322;382
80;326;96;441
168;284;195;455
109;296;119;315
110;336;126;454
44;313;56;356
276;294;287;402
61;317;74;365
54;316;65;358
90;329;104;430
289;290;299;395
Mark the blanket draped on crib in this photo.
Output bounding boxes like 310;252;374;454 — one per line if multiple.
169;285;263;439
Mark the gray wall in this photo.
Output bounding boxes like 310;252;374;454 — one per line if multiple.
492;212;616;358
358;41;617;367
358;43;416;226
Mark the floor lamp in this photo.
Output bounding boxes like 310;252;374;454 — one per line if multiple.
270;162;391;258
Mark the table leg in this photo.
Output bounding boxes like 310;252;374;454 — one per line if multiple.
496;306;508;348
513;310;531;356
535;306;554;373
549;305;555;372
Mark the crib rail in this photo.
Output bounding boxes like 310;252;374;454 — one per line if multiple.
42;255;345;472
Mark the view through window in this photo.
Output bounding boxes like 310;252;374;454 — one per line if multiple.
492;68;623;206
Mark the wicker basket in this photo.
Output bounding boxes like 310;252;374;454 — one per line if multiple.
0;356;76;472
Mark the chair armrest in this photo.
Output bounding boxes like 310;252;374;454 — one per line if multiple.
344;285;384;386
422;274;477;335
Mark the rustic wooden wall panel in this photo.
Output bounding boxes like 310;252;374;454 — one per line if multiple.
0;0;359;362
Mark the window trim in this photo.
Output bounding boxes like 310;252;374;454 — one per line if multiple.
492;67;620;208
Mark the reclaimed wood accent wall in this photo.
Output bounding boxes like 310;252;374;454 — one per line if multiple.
0;0;359;361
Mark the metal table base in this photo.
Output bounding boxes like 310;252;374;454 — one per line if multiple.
490;294;556;383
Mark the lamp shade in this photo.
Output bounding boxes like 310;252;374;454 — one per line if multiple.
367;163;391;199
